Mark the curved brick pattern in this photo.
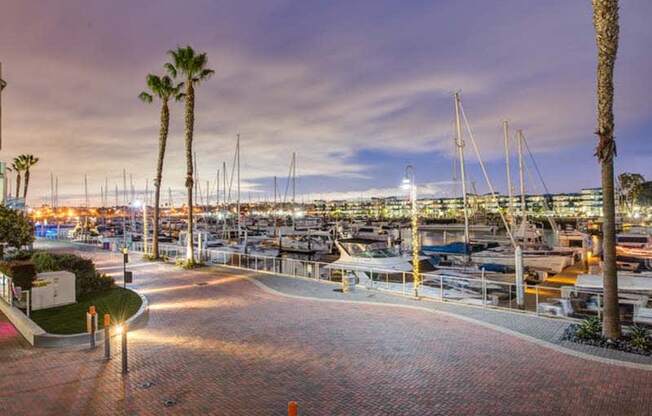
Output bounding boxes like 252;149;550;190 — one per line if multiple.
1;243;651;415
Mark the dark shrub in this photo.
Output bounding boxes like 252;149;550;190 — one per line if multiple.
7;250;34;261
0;260;37;290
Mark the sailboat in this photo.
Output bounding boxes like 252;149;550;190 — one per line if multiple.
422;96;573;274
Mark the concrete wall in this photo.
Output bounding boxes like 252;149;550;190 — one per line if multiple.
0;299;46;345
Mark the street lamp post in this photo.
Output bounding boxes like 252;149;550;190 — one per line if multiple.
402;165;419;297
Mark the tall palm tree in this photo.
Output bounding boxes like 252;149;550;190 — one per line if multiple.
592;0;620;339
165;46;214;264
139;74;183;259
19;154;39;200
11;157;25;199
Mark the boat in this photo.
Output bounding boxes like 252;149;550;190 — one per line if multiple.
421;241;572;274
616;232;652;249
557;228;591;250
325;238;413;273
575;273;652;293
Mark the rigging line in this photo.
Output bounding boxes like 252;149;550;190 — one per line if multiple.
522;148;558;231
458;100;516;248
522;134;552;196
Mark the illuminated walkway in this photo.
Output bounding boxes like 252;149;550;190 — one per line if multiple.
1;244;651;415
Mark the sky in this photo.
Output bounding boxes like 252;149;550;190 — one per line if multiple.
1;0;651;205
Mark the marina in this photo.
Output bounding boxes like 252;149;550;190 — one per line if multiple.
1;1;652;415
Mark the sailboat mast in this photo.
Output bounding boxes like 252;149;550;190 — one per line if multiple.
454;92;470;246
517;129;527;236
222;161;227;204
503;120;514;221
236;134;241;238
216;169;220;206
122;169;127;205
84;174;88;207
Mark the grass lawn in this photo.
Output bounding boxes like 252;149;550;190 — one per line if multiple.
31;287;142;334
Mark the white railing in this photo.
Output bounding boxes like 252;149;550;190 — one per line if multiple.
128;242;615;322
0;274;12;306
40;236;618;323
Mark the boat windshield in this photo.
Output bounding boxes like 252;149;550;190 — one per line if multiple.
345;242;396;258
355;248;396;258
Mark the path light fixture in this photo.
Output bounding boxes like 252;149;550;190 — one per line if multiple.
401;165;420;297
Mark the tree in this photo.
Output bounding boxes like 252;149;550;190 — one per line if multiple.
10;157;25;199
18;154;39;200
617;172;644;216
0;205;34;254
165;46;214;264
139;74;183;259
592;0;621;339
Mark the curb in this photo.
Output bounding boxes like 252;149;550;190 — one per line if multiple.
33;291;149;348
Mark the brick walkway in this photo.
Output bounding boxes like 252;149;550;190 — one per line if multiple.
1;245;652;415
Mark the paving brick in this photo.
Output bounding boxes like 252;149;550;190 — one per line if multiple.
0;242;650;415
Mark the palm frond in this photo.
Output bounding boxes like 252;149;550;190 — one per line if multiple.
198;69;214;81
164;62;177;78
139;92;153;103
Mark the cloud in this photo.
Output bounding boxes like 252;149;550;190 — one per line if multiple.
1;0;650;205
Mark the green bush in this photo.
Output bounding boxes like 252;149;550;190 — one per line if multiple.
630;326;650;351
576;316;603;341
31;251;60;272
31;251;114;297
0;260;37;290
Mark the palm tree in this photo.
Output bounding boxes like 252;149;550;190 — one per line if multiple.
19;154;39;200
139;74;183;259
592;0;621;339
11;157;25;199
165;46;214;264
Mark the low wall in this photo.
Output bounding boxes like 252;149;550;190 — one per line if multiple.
33;292;149;348
0;300;46;345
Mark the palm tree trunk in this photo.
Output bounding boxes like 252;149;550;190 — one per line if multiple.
152;101;170;260
184;82;195;263
593;0;620;339
15;174;21;199
23;169;30;200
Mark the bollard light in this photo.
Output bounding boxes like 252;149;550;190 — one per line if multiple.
288;401;298;416
121;323;129;374
104;313;111;360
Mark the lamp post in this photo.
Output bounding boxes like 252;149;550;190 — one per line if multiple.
401;165;419;297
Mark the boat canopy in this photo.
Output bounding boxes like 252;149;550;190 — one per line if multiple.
576;274;652;292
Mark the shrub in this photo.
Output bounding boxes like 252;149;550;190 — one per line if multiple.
575;317;602;341
31;251;60;272
0;260;37;290
630;326;650;351
30;251;114;297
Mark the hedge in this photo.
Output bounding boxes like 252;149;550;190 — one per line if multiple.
31;252;114;297
0;260;37;290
